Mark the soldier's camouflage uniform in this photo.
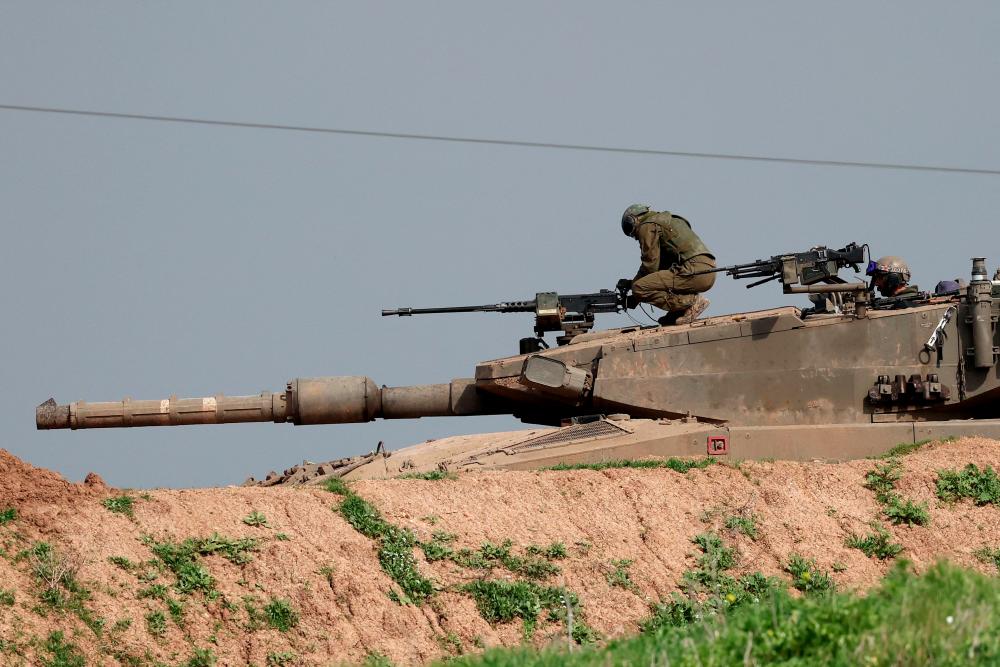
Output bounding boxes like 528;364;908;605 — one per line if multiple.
630;211;716;313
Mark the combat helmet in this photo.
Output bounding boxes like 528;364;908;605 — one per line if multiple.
621;204;650;236
867;256;911;296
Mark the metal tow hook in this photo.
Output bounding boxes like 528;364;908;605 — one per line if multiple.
924;306;957;351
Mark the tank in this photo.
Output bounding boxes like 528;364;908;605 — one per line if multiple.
36;251;1000;480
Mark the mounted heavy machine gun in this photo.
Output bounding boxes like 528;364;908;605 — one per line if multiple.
692;242;874;315
383;288;628;352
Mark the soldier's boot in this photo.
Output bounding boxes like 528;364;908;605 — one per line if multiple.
674;296;710;325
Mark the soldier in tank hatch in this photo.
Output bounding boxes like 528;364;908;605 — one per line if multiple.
618;204;715;326
866;256;919;298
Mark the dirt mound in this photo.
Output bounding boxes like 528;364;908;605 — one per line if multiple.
1;439;1000;665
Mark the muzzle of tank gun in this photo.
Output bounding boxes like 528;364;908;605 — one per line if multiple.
36;377;487;430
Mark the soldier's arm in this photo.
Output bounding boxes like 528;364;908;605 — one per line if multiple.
633;223;661;280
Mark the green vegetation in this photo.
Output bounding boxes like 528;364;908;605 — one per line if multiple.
785;554;834;593
274;532;290;541
323;477;350;495
138;584;185;624
242;510;269;527
21;542;102;634
639;531;777;635
875;435;957;459
108;555;135;571
266;652;298;666
863;459;931;526
724;514;759;540
40;631;85;667
327;482;434;604
864;460;902;500
397;470;458;481
438;562;1000;666
183;648;217;667
605;559;638;593
146;609;168;637
847;523;903;560
544;457;715;473
883;494;931;526
0;589;13;606
0;508;16;525
974;546;1000;572
101;494;136;519
424;537;561;580
143;533;260;595
936;464;1000;505
263;597;299;631
526;541;568;560
363;652;394;667
462;580;595;642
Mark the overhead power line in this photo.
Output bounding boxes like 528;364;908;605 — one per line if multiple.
2;103;998;176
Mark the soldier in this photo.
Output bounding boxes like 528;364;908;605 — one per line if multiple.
866;256;918;298
618;204;716;326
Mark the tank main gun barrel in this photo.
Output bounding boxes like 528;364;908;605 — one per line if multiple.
36;377;495;430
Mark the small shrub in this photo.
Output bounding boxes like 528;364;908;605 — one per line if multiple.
974;546;1000;572
242;511;268;527
785;555;834;593
102;495;136;519
263;598;299;632
883;494;930;526
462;579;572;634
847;524;903;560
183;648;216;667
640;594;698;632
266;652;298;666
397;470;457;481
0;589;14;606
606;559;639;592
724;514;759;540
692;532;737;571
527;541;568;560
146;610;167;637
108;556;135;571
864;460;902;500
323;477;350;495
936;464;1000;505
0;508;16;525
274;532;290;541
40;631;85;667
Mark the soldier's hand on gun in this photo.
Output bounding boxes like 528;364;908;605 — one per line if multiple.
616;278;633;292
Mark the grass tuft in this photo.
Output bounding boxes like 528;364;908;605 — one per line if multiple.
242;510;268;527
785;554;834;593
724;514;759;540
101;495;136;519
847;523;903;560
397;470;457;481
0;508;16;525
263;597;299;632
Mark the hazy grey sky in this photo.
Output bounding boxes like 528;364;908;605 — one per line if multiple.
2;2;998;487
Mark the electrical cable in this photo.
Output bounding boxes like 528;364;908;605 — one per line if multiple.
1;103;998;176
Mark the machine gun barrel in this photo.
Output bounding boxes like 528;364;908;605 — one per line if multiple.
382;301;536;317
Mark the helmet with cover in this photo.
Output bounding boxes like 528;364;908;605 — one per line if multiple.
866;255;911;297
621;204;650;236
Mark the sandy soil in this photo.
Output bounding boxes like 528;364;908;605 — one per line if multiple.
1;438;999;665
